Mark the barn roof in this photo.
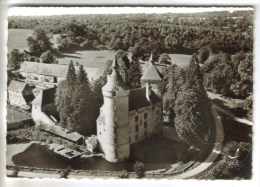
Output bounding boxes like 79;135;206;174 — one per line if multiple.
39;123;84;142
19;61;101;80
8;80;27;92
20;61;68;78
129;87;161;111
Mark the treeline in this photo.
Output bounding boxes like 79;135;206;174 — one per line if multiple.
8;11;253;55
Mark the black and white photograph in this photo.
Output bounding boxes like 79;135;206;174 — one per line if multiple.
0;4;258;185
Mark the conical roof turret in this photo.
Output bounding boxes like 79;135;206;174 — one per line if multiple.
102;57;129;92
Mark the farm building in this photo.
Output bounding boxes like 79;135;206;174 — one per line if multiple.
97;56;162;162
7;80;35;108
19;61;102;88
31;87;58;126
85;135;98;153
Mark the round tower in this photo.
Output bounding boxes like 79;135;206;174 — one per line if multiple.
99;57;130;162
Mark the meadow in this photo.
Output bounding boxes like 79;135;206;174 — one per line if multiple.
8;29;33;53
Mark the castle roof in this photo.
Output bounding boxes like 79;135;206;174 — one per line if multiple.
32;87;56;106
8;80;27;92
102;58;129;92
141;64;163;82
129;87;161;111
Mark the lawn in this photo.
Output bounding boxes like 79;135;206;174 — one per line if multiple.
56;50;116;71
8;29;33;53
168;53;192;67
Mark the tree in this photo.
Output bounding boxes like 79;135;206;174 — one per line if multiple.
55;61;76;128
55;63;96;135
198;46;210;64
173;54;211;148
40;50;55;63
27;29;53;56
70;65;95;135
127;60;142;89
159;53;171;65
8;49;23;70
133;161;145;178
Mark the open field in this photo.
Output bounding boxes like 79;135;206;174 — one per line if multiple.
56;50;116;71
8;29;33;53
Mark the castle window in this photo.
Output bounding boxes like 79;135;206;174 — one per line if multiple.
144;131;147;138
135;125;139;132
99;132;101;135
135;116;138;122
135;135;138;141
144;112;148;119
144;122;147;128
129;137;131;143
114;116;117;122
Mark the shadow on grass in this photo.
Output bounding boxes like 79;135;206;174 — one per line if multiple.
221;114;252;143
211;99;248;118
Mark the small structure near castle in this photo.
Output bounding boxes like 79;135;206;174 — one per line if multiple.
97;56;163;162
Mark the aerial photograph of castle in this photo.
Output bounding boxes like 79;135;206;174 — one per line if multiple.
4;6;253;180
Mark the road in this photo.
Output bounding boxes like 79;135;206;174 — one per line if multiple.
213;104;253;126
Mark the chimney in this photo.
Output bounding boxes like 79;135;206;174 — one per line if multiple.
146;82;151;102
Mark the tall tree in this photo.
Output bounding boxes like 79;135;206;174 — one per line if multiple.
55;61;76;128
127;60;142;89
71;65;95;135
173;54;211;148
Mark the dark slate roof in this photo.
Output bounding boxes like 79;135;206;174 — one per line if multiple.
32;88;56;106
24;94;35;104
8;80;27;92
102;58;129;92
141;64;163;81
129;87;161;111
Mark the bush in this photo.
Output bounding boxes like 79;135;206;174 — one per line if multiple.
118;170;129;179
60;165;71;179
133;161;145;178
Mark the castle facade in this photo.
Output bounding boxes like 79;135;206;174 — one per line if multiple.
96;56;163;162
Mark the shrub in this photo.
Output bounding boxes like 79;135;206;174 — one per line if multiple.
118;170;129;179
133;161;145;178
60;165;71;179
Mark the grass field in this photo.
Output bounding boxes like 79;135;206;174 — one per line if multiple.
56;50;116;71
168;54;192;67
8;29;33;53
